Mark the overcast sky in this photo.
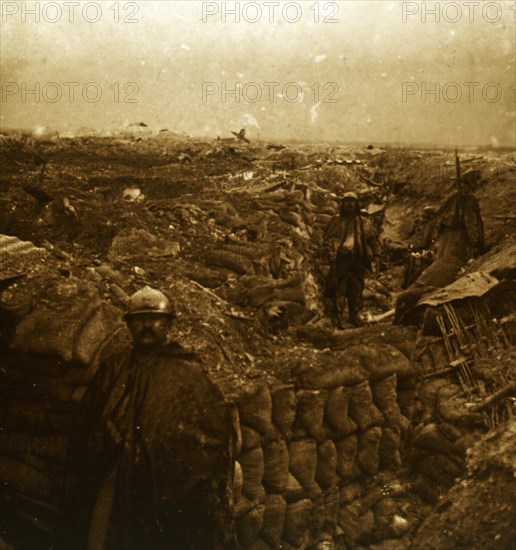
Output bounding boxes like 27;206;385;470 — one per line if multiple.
1;0;514;145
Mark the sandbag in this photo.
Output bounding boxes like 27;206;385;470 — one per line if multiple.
262;439;289;493
438;422;463;442
284;472;305;503
335;435;358;481
246;538;271;550
339;481;363;505
338;501;375;548
417;255;465;288
296;390;329;442
417;378;448;424
231;406;243;457
238;386;276;438
268;246;282;279
356;486;387;515
324;386;357;436
379;425;402;471
11;278;101;363
236;503;265;547
273;284;305;305
0;457;58;499
349;381;384;430
0;376;77;403
241;426;264;451
311;491;327;534
234;496;256;519
252;258;270;277
357;427;382;476
73;302;122;366
322;486;339;534
278;208;303;228
413;473;444;504
205;250;254;275
234;461;244;503
296;363;367;391
221;242;269;261
0;400;78;434
355;345;414;382
369;539;408;550
0;433;68;463
239;447;265;501
247;284;277;308
247;278;305;308
371;375;411;433
282;499;312;547
4;452;49;474
260;494;287;548
271;385;297;440
396;387;417;423
183;266;230;289
289;440;317;491
412;423;463;461
315;440;338;489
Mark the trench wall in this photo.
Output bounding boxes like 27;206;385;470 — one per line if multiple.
231;350;416;549
0;272;418;549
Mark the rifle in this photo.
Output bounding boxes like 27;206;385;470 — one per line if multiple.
455;149;462;189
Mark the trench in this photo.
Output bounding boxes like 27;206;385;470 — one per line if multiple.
1;137;514;549
0;341;421;549
3;308;512;550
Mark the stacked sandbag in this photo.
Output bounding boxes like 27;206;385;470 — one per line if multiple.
234;382;317;548
410;422;469;503
204;236;282;279
11;277;126;370
223;273;318;330
245;275;306;308
0;278;126;542
232;343;415;548
200;200;244;229
410;326;493;503
252;189;313;233
205;248;255;275
220;241;281;278
234;385;275;548
0;354;89;540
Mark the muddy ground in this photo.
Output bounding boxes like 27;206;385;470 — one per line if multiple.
0;129;515;549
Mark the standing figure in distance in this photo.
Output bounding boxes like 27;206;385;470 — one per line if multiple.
434;169;484;263
323;192;380;329
85;286;234;550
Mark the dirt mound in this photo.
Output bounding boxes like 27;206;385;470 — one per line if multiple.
411;418;516;550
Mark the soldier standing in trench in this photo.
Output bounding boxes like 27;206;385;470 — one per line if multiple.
323;192;380;329
433;165;484;263
393;156;485;325
82;286;234;550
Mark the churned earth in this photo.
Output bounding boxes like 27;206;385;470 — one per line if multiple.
0;128;514;549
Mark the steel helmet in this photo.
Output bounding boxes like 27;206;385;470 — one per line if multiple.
342;192;359;202
124;286;175;319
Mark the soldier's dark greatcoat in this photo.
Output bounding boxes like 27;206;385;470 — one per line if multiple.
85;343;233;550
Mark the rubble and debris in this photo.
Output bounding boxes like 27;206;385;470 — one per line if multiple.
0;133;514;549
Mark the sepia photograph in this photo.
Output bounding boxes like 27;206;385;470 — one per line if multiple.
0;1;515;548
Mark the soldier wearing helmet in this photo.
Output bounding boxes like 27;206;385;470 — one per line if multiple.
82;286;234;550
123;286;175;349
323;192;380;329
